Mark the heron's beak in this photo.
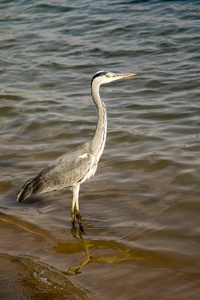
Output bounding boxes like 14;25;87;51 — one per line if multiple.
122;73;136;78
114;73;136;79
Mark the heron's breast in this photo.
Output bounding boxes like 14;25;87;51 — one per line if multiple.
76;163;98;186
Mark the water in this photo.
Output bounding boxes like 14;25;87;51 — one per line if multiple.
0;0;200;299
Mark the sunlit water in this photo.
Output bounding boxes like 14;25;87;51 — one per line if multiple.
0;0;200;299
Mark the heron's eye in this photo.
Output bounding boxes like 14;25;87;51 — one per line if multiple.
106;74;111;78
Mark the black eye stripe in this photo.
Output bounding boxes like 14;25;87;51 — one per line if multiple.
91;71;107;82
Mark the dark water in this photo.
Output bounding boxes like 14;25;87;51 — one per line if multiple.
0;0;200;299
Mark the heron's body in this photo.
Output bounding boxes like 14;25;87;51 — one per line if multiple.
17;70;135;231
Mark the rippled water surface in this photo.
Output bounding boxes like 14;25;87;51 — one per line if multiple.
0;0;200;299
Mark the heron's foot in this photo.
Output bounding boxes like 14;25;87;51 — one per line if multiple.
71;226;77;238
71;209;76;227
76;212;86;235
71;213;78;239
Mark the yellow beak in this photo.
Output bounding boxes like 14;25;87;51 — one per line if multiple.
115;73;136;79
122;73;136;77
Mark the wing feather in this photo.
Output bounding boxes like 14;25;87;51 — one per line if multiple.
32;152;95;194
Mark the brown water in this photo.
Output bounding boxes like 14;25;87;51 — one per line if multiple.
0;1;200;299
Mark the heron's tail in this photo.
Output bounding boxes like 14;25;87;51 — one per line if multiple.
17;179;35;202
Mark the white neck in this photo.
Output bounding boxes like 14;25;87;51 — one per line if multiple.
90;81;107;162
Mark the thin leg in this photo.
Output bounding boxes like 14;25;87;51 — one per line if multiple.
71;185;85;234
71;189;76;228
73;184;80;214
76;211;84;233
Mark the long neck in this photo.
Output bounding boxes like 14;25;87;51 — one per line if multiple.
91;81;107;161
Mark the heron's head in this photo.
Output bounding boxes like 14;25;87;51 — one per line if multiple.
91;70;136;86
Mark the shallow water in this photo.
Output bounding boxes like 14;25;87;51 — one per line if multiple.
0;0;200;299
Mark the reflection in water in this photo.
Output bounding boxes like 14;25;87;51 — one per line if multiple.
0;211;147;299
65;231;146;275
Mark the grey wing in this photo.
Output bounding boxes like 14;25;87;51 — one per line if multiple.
32;152;95;194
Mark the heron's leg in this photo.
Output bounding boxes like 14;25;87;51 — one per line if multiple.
71;187;78;227
72;185;80;221
73;185;84;233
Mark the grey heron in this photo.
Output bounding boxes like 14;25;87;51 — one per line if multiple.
17;70;135;232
